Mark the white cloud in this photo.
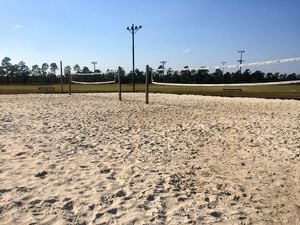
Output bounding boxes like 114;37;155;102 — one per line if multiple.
183;48;191;54
13;24;22;29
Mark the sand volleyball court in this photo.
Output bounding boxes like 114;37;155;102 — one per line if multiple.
0;93;299;225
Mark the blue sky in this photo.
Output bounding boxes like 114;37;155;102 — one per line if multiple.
0;0;299;72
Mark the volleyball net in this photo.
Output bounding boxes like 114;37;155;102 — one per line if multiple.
70;72;116;85
220;57;300;74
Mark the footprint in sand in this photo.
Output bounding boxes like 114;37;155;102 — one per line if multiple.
34;171;48;179
62;200;74;211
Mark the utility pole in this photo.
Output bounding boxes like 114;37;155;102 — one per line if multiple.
91;61;98;73
160;60;167;70
237;50;245;74
127;24;142;91
221;62;227;73
160;60;167;75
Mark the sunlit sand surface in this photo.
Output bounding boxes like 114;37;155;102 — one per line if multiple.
0;93;299;224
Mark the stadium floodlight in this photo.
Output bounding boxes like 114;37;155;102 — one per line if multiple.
127;24;142;91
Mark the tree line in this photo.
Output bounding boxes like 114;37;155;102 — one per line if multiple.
0;57;299;85
0;57;139;84
0;57;118;84
152;66;299;84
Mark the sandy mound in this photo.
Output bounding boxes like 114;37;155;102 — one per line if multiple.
0;93;299;225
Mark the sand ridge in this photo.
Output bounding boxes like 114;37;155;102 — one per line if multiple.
0;93;299;224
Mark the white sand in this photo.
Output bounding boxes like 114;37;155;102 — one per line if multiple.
0;93;299;225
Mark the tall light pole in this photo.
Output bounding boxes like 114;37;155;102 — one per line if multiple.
221;62;227;73
127;24;142;91
91;61;98;73
237;50;245;74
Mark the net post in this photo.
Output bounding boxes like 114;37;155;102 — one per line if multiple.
118;66;122;101
145;65;149;104
69;72;72;95
60;61;64;93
